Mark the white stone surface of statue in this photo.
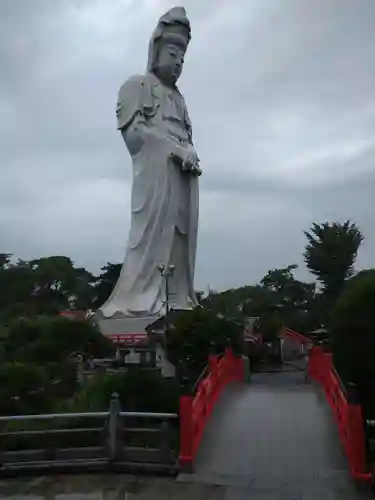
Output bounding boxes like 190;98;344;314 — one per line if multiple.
99;7;200;319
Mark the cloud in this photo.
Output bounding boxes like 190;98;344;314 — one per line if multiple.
0;0;374;291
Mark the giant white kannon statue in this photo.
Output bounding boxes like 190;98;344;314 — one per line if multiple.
99;7;201;319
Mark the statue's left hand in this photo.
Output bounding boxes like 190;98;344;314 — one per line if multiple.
190;161;202;176
182;150;198;170
182;152;202;176
169;146;202;176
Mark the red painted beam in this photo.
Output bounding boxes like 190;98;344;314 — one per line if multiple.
284;327;312;345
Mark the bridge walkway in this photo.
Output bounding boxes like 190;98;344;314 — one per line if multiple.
179;370;372;498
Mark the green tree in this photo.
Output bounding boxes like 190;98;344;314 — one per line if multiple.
0;316;115;414
331;269;375;384
0;257;35;319
261;265;315;312
261;264;298;291
166;308;243;384
93;262;121;308
260;265;317;334
29;256;95;313
70;267;96;310
202;284;273;320
303;220;363;303
0;255;96;319
0;253;11;269
201;266;317;334
3;316;115;364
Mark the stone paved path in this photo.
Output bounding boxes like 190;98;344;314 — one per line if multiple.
0;475;226;500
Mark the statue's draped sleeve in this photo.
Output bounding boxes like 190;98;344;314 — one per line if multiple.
184;106;193;144
116;75;156;131
116;74;193;164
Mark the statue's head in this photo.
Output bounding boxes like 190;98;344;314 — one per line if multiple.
147;7;191;86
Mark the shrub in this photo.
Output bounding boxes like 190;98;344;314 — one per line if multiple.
59;369;179;414
0;362;53;415
331;269;375;383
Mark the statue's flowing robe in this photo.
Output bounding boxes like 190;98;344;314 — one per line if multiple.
99;72;199;318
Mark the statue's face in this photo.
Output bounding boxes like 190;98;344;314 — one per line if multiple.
155;42;185;85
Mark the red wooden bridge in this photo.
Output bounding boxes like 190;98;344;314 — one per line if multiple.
176;328;373;497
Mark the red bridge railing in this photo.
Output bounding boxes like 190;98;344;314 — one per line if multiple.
178;347;244;470
284;327;371;480
284;327;312;345
308;345;371;481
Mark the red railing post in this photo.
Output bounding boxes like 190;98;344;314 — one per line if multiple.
224;345;232;376
224;346;230;381
308;345;325;383
346;395;371;480
224;346;239;382
208;354;218;412
179;394;194;471
208;353;217;372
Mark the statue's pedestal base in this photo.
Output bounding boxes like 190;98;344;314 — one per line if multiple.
95;308;193;337
95;313;177;378
95;314;160;336
95;309;197;378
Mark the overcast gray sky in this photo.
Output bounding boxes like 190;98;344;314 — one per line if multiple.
1;0;374;291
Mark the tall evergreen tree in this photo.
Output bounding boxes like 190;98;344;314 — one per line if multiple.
303;220;363;302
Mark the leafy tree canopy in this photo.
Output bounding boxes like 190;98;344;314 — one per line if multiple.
166;307;244;384
331;269;375;383
92;262;122;308
0;255;96;319
303;220;363;302
3;316;115;364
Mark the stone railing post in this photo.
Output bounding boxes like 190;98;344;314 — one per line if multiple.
242;355;251;383
108;392;121;461
76;354;84;385
159;420;171;462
